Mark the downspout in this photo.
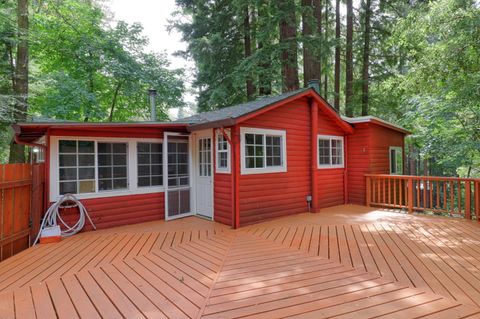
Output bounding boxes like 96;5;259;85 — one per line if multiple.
310;99;319;213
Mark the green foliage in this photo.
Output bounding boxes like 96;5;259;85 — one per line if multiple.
375;0;480;176
29;0;185;122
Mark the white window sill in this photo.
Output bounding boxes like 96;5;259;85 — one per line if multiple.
216;169;231;174
50;186;165;202
318;165;344;169
241;166;287;175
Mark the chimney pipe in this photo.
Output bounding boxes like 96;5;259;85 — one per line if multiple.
148;89;157;121
307;79;320;93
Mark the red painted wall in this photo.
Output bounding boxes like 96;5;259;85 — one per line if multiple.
238;98;311;226
317;108;346;209
60;193;165;231
347;123;406;205
214;173;232;225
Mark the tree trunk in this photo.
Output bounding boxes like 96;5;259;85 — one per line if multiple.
323;0;329;98
244;5;255;100
333;0;340;111
108;81;122;122
257;0;272;96
361;0;371;116
9;0;29;163
302;0;321;88
345;0;354;117
278;0;299;92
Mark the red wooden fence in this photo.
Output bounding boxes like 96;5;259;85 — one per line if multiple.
366;174;480;220
0;163;45;261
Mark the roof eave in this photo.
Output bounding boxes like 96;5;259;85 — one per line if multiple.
187;118;236;132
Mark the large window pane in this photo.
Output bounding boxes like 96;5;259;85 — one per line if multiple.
98;142;128;192
137;143;163;187
58;140;95;195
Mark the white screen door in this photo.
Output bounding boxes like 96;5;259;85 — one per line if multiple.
195;132;213;219
164;132;192;220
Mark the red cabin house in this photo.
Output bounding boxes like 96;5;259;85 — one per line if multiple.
13;87;409;229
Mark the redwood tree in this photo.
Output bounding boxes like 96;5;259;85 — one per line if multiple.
361;0;371;116
244;4;255;100
345;0;354;117
302;0;321;88
278;0;299;92
333;0;340;111
9;0;29;163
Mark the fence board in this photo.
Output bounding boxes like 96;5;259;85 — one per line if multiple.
0;163;45;262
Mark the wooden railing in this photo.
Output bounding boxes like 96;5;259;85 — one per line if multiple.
365;174;480;220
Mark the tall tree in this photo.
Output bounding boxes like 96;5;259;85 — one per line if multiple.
278;0;299;92
301;0;321;88
333;0;340;111
323;0;329;97
9;0;28;163
361;0;371;116
243;3;255;100
344;0;354;117
257;0;274;95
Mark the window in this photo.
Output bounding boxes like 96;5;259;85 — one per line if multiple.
240;127;287;174
198;138;211;177
389;146;403;174
53;138;164;200
137;143;163;187
97;143;128;191
317;135;344;168
216;130;230;173
168;141;189;188
59;140;95;195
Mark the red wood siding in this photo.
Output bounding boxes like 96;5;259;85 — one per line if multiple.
369;124;405;174
214;173;232;225
317;109;346;208
346;123;406;205
239;99;311;226
59;192;164;231
347;123;371;205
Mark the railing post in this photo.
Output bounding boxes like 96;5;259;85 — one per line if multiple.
465;181;471;220
366;176;371;207
475;181;480;221
407;178;414;214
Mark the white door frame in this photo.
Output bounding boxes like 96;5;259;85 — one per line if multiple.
191;129;214;220
164;132;195;221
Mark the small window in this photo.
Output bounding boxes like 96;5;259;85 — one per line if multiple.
317;135;344;168
241;128;287;174
216;130;230;173
59;140;95;195
389;146;403;174
97;142;128;191
137;143;163;187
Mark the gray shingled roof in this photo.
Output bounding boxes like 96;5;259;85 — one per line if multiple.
177;88;309;124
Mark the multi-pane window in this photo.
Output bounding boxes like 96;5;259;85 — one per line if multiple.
216;133;229;172
317;135;344;168
245;133;265;169
241;128;287;174
389;146;403;174
59;140;95;195
167;141;189;188
97;143;128;191
198;138;211;177
137;143;163;187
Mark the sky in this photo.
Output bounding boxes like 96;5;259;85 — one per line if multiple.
107;0;195;117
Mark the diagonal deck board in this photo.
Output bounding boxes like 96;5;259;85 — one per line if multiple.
1;205;480;318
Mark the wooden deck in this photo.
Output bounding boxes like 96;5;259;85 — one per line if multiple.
2;205;480;318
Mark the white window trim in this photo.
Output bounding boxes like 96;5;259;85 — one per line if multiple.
240;127;287;175
49;136;164;202
389;146;403;175
215;129;231;174
317;135;345;169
